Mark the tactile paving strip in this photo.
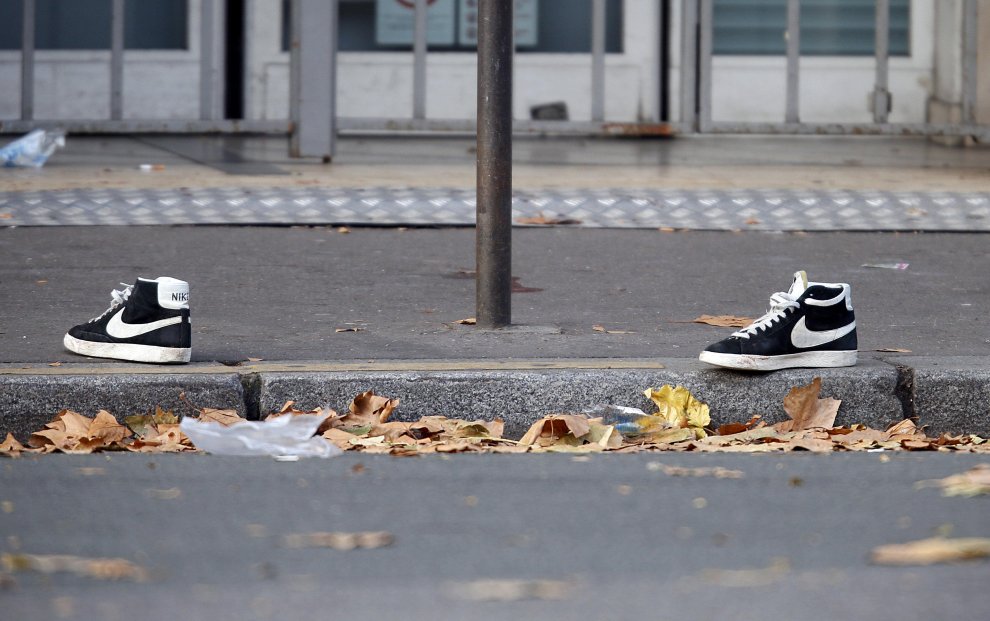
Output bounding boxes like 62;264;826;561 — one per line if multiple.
1;187;988;230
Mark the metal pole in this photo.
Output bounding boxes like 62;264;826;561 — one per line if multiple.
962;0;978;125
680;0;698;130
110;0;125;120
200;0;226;120
698;0;713;130
591;0;606;121
476;0;513;328
20;0;35;121
785;0;800;123
872;0;890;123
413;0;427;119
290;0;338;160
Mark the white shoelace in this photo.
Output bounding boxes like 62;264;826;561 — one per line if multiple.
88;283;133;322
732;290;800;339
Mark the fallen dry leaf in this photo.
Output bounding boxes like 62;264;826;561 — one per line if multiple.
700;557;790;587
692;315;753;328
923;465;990;497
647;462;744;479
775;377;840;432
344;391;399;428
871;537;990;565
515;213;582;226
335;327;364;333
1;553;149;581
247;357;264;362
519;415;592;447
27;410;132;454
875;348;912;353
592;324;635;334
281;531;393;550
196;408;242;427
643;385;710;438
0;433;29;457
48;361;62;367
455;317;477;325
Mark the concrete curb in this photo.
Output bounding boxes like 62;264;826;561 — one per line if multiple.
0;373;245;439
2;357;988;441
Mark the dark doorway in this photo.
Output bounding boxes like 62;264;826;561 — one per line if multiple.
225;0;246;119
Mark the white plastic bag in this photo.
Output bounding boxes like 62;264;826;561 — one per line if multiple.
1;129;66;168
180;413;341;458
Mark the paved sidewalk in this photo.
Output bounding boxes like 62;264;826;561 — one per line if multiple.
1;135;989;438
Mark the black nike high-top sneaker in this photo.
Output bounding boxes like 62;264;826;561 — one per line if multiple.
64;277;191;363
699;271;857;371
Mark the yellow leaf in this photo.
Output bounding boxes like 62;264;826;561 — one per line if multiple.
643;385;710;436
585;421;623;449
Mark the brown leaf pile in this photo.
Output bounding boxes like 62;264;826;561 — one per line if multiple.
2;380;988;457
1;407;199;457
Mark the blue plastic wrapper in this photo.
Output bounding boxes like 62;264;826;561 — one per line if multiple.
1;129;66;168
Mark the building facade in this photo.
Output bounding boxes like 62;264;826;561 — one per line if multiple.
1;0;987;131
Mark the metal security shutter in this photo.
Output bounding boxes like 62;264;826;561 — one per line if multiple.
713;0;910;56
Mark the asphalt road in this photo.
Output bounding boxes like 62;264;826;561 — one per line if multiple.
1;227;989;363
2;452;989;620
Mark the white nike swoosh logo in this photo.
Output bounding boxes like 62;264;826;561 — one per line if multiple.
105;308;182;339
790;316;856;349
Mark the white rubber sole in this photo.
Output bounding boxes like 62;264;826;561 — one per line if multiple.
699;349;857;371
64;333;191;364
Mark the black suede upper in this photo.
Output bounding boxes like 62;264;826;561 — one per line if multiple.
68;279;190;349
704;284;857;357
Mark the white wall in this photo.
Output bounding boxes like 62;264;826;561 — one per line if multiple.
245;0;662;123
0;0;951;127
0;0;205;121
676;0;935;124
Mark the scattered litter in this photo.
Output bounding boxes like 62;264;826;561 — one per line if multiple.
874;348;912;353
281;531;393;550
646;462;744;479
334;327;364;333
137;164;166;172
454;317;477;325
180;412;340;458
446;579;571;602
0;130;65;168
1;553;149;582
862;263;909;270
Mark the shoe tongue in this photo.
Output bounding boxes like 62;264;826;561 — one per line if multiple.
788;271;809;296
